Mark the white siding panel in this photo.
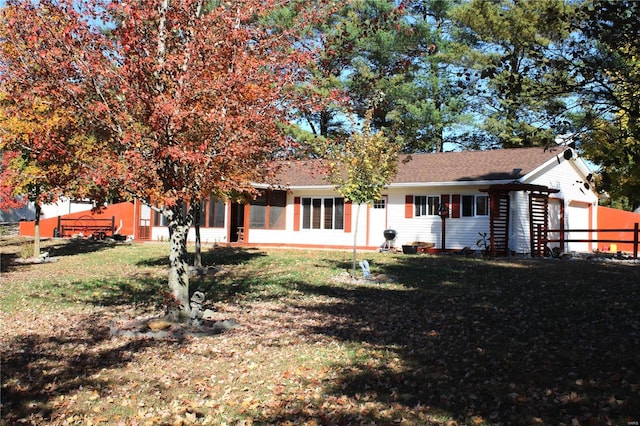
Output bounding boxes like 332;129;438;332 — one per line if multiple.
509;191;531;254
445;217;491;250
385;190;491;250
39;198;93;218
150;226;228;244
548;199;563;250
528;158;597;205
386;191;438;247
152;227;169;241
193;228;228;244
527;155;597;254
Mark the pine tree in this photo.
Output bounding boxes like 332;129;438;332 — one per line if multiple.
452;0;576;148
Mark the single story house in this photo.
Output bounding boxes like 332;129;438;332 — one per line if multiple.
142;146;598;255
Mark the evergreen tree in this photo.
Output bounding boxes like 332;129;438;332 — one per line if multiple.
452;0;576;148
388;0;475;152
299;0;475;153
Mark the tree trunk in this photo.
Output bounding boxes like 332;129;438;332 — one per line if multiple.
166;204;192;320
33;198;41;258
351;203;361;278
193;201;202;269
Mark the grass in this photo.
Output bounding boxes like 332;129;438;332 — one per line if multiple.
1;236;640;425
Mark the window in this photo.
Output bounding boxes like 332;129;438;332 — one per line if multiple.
415;195;440;216
208;198;225;228
302;197;344;230
462;195;474;217
476;195;489;216
324;198;334;229
249;190;286;230
154;209;167;227
153;202;187;227
249;193;267;228
462;195;489;217
373;199;386;209
269;191;286;229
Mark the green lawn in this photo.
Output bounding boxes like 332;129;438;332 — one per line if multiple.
1;237;639;425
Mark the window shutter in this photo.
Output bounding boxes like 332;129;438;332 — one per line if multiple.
293;197;301;231
344;201;352;233
451;194;461;218
405;195;413;218
441;194;450;218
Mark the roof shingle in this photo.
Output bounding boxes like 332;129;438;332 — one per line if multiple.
273;147;568;187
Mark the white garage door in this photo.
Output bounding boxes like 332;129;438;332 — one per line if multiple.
566;202;591;253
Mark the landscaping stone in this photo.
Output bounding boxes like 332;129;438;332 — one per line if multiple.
109;316;241;340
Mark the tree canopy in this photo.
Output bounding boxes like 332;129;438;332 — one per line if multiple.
0;0;330;316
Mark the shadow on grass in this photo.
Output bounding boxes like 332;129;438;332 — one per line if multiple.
0;311;181;424
131;246;271;306
80;276;166;309
198;246;267;266
135;245;267;268
1;238;120;273
265;256;640;425
27;238;126;259
189;249;305;305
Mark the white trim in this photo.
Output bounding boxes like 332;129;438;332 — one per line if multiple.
284;179;518;191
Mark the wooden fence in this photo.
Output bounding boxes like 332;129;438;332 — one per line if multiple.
535;223;640;259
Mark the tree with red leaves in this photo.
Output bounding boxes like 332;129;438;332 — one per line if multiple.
0;0;329;318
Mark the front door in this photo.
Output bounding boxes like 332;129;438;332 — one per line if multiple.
229;203;246;243
138;203;151;240
368;196;388;248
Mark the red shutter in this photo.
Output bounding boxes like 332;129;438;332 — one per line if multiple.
405;195;413;218
344;201;352;233
293;197;301;231
451;194;460;218
441;194;450;218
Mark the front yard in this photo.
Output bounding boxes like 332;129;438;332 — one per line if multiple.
1;237;639;425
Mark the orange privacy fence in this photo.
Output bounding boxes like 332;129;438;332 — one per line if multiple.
19;202;135;239
532;206;640;258
598;206;640;253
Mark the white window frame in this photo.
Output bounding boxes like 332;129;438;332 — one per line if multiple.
415;195;440;217
301;197;345;230
462;195;490;217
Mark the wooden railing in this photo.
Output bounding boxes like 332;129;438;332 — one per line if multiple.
535;223;640;259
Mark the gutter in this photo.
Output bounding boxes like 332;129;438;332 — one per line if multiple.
266;179;519;192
